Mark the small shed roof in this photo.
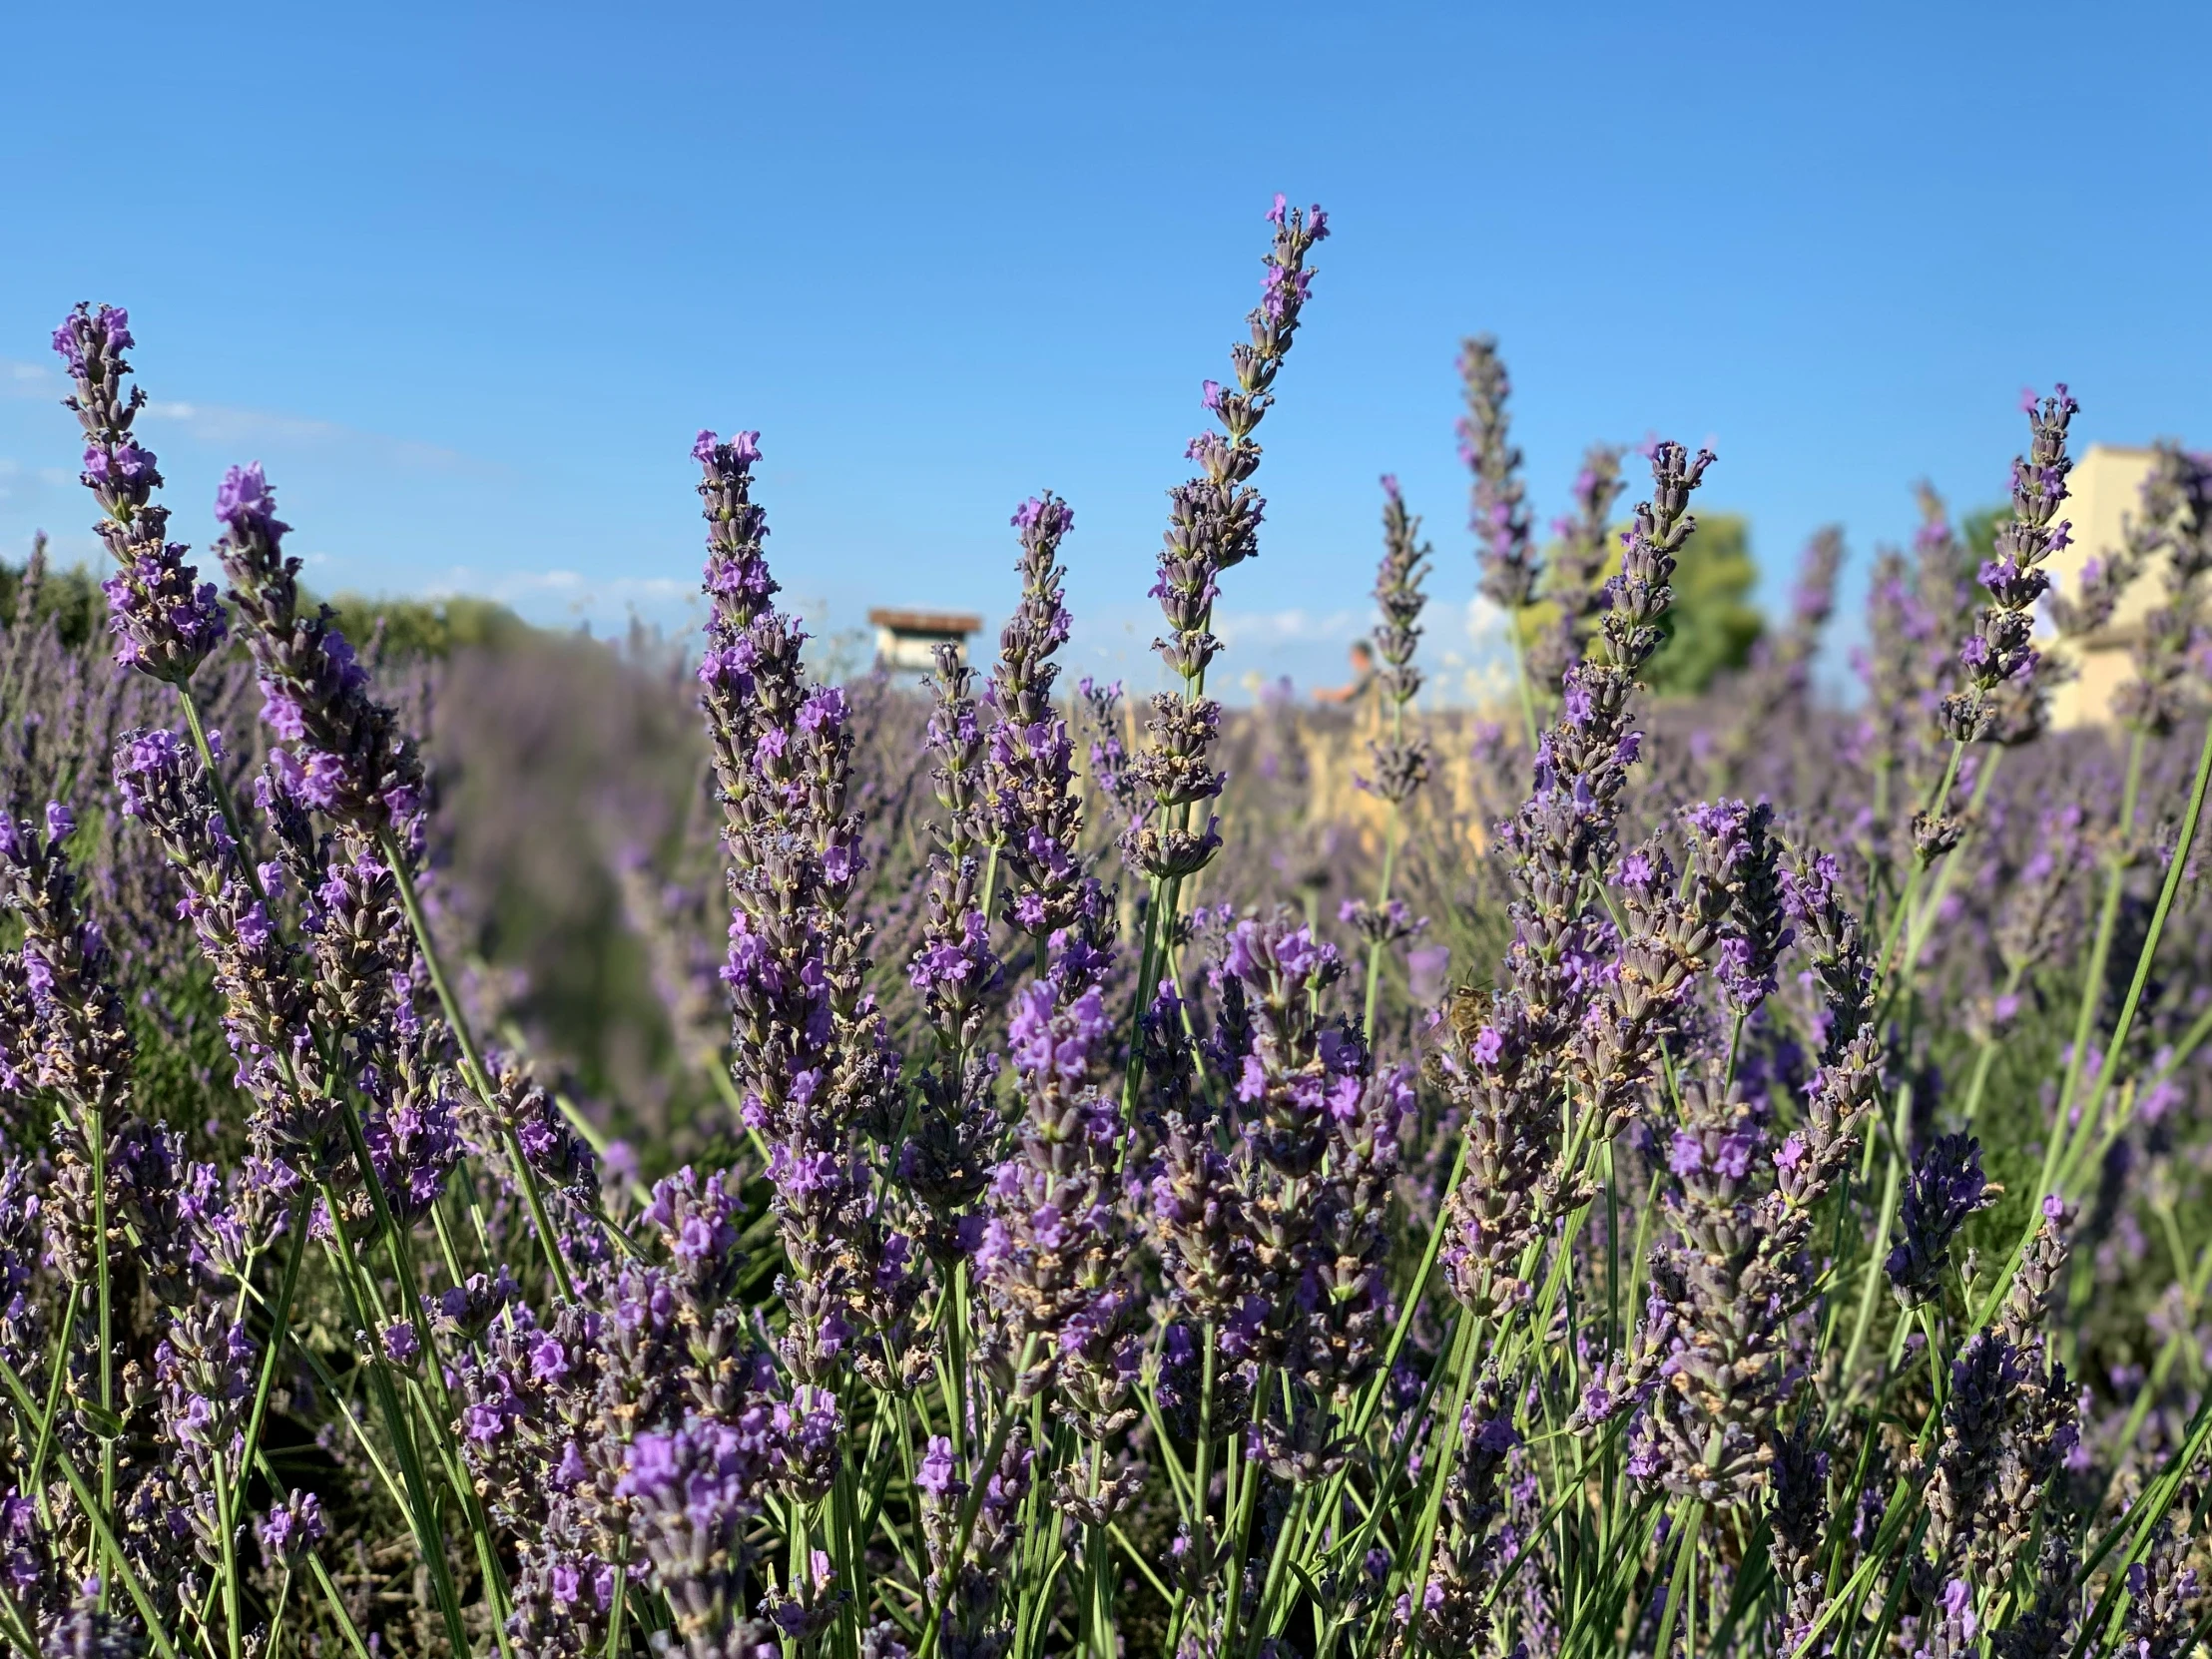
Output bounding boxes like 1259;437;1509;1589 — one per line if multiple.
867;608;981;636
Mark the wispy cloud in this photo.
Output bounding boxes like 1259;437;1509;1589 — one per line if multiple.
3;358;488;476
139;399;482;474
1211;606;1366;648
0;455;77;511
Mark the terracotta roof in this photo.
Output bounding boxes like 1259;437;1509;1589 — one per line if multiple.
868;608;981;635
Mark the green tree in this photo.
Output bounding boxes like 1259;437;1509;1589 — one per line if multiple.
1643;511;1764;696
0;533;104;645
322;591;533;659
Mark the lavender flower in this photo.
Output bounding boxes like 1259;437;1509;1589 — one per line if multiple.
1917;1204;2077;1593
620;1413;781;1659
1688;799;1793;1017
694;429;912;1387
0;802;134;1130
1398;1378;1517;1656
1358;475;1432;808
1126;197;1328;888
1939;386;2079;744
915;1425;1037;1659
148;1306;259;1565
2121;1516;2204;1659
52;302;228;683
1911;1580;1978;1659
977;972;1139;1436
903;643;1006;1262
257;1489;327;1562
1527;444;1628;694
1885;1134;1994;1306
986;493;1108;962
1211;915;1410;1392
213;463;424;832
1767;1418;1830;1655
114;727;323;1151
1989;1532;2079;1659
1459;336;1538;615
1442;442;1716;1315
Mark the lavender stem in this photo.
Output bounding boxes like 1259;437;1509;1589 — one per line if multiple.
379;826;577;1301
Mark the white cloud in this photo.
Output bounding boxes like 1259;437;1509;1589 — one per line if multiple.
138;399;478;474
1211;606;1365;648
2;358;482;475
1462;593;1509;644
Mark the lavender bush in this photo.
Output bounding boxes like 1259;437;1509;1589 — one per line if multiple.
3;207;2211;1659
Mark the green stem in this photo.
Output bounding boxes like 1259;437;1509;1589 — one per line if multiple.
308;1552;374;1659
2056;733;2148;1123
2083;713;2212;1121
1504;609;1540;754
1652;1501;1705;1659
0;1355;182;1659
89;1098;115;1610
1901;748;2003;969
315;1183;474;1659
214;1437;243;1659
913;1336;1040;1659
1395;1318;1480;1640
227;1203;308;1524
380;828;575;1301
1839;1146;1902;1397
1361;809;1401;1038
1874;740;1966;992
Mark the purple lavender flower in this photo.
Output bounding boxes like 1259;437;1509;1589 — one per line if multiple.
1939;386;2079;744
151;1306;259;1563
1684;799;1793;1015
1886;1133;1995;1306
1440;441;1717;1323
1517;445;1629;697
977;972;1138;1430
1911;1579;1979;1659
2120;1518;2205;1659
258;1489;327;1562
694;428;911;1387
52;302;229;683
1767;1418;1830;1654
1459;336;1538;615
1126;197;1328;889
114;726;326;1153
213;463;424;833
984;492;1110;971
620;1411;782;1659
0;801;135;1128
1399;1376;1517;1653
1357;476;1432;808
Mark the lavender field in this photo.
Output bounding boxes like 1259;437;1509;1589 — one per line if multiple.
3;200;2210;1659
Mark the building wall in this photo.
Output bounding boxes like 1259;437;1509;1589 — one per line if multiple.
2045;443;2165;729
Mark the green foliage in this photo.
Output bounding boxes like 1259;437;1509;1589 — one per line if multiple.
320;591;533;659
1956;502;2009;586
0;542;104;646
1644;510;1764;696
1;536;538;665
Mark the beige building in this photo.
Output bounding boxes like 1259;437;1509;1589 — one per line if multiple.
868;607;981;672
2045;443;2165;729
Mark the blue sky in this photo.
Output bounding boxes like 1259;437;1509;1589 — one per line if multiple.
5;2;2210;699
